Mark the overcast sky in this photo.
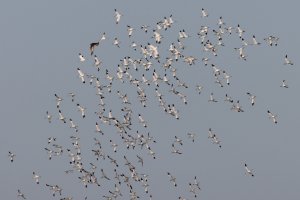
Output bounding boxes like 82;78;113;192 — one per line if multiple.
1;0;300;199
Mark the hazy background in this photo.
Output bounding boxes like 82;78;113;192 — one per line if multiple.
1;0;300;199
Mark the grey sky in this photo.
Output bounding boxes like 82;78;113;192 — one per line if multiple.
1;0;300;199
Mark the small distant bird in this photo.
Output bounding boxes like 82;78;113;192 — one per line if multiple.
127;25;134;37
100;32;106;42
54;93;63;108
136;155;144;166
174;136;183;145
267;110;278;124
236;24;245;38
246;92;256;106
48;137;56;144
114;9;122;24
284;54;294;65
46;111;52;123
280;80;289;88
109;140;118;153
264;35;279;46
244;163;254;177
68;92;75;102
218;16;226;26
138;113;147;128
171;143;182;155
212;134;222;148
208;128;214;139
224;94;234;103
89;42;99;55
8;151;16;162
77;68;85;84
32;172;41;184
58;110;66;123
69;118;79;132
78;53;85;62
77;104;86;118
250;35;261;45
201;8;209;17
113;37;120;48
17;189;26;199
187;132;196;142
208;93;218;102
167;172;177;187
95;122;104;135
222;70;231;85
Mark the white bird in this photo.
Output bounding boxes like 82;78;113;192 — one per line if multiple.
113;37;120;48
114;9;122;24
109;140;118;153
236;24;245;38
130;41;137;50
46;111;52;123
141;25;149;33
222;70;231;85
224;94;234;103
267;110;278;124
167;172;177;187
77;104;86;118
244;163;254;177
68;92;75;102
77;68;85;84
202;57;209;66
264;35;279;46
246;92;256;106
178;29;189;39
231;100;244;112
138;113;147;128
174;136;183;145
69;118;79;132
95;122;104;135
45;184;62;197
153;30;162;44
58;110;66;123
284;54;294;65
94;55;101;71
250;35;261;45
195;85;203;94
8;151;16;162
48;137;56;144
208;93;218;102
218;16;226;26
171;143;182;155
127;25;134;37
184;56;197;65
44;148;53;160
208;128;214;139
212;134;222;148
17;189;26;199
32;171;41;184
193;176;201;190
78;53;85;62
148;147;156;159
54;93;63;108
187;132;196;142
100;32;106;42
201;8;209;17
280;80;289;88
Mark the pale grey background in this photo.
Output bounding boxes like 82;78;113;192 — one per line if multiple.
1;0;300;199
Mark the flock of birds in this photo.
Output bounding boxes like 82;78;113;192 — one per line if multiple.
9;7;296;200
